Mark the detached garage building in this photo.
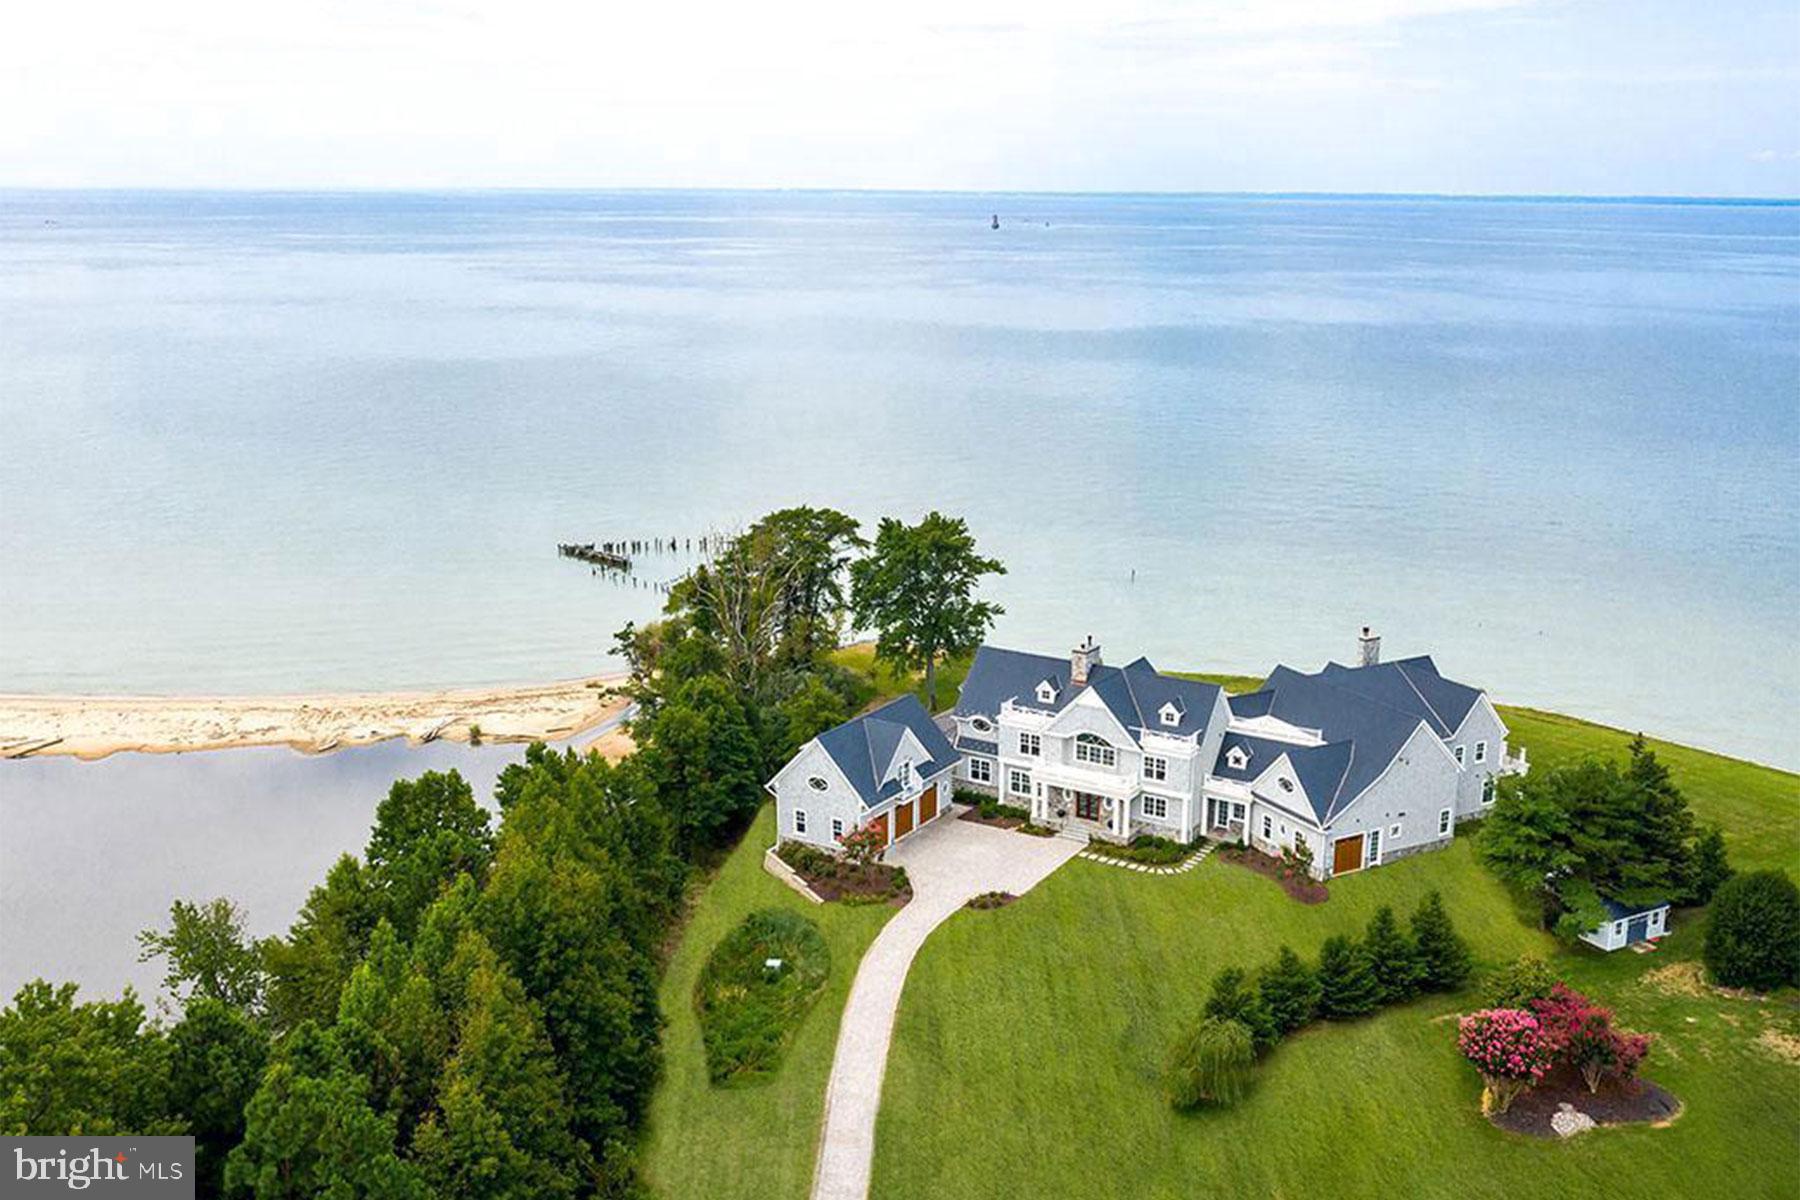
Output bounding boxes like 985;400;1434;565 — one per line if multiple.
1580;897;1671;952
767;694;959;853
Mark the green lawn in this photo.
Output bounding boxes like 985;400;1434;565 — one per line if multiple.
642;806;895;1200
646;658;1800;1199
830;642;974;713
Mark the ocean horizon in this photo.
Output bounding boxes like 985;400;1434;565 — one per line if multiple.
1;189;1796;767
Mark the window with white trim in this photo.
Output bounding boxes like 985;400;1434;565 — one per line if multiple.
1143;795;1168;819
1143;755;1167;782
1225;745;1250;771
1367;826;1382;864
1159;702;1181;727
794;809;808;835
1482;776;1496;805
1261;814;1273;840
1292;829;1306;852
1074;733;1116;767
1036;681;1058;705
896;760;912;790
968;757;992;784
1020;732;1040;758
1438;808;1452;836
970;716;993;733
1453;745;1465;766
1474;740;1488;764
1278;777;1294;793
831;817;844;840
1230;801;1247;822
1389;823;1402;839
1008;769;1032;796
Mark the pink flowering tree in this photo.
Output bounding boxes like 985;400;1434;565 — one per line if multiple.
1457;1008;1554;1113
838;824;886;876
1531;984;1654;1093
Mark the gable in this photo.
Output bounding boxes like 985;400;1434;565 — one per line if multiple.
1043;687;1136;746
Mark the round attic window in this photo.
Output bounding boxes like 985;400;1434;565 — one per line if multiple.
1278;778;1295;793
970;717;993;733
807;776;829;791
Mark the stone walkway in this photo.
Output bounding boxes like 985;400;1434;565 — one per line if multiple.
809;810;1082;1200
1076;840;1215;876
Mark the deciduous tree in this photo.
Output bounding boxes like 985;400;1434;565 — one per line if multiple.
1703;869;1800;991
138;897;266;1015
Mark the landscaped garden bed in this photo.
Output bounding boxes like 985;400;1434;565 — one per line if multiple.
1487;1067;1680;1137
1084;834;1203;866
695;908;831;1086
956;792;1056;836
1217;844;1328;903
965;891;1018;910
776;839;912;905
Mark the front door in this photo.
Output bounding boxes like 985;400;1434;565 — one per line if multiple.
1332;834;1364;876
895;801;914;840
919;785;938;824
1075;792;1102;821
1626;915;1649;944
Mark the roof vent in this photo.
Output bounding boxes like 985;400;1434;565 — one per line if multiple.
1358;626;1381;667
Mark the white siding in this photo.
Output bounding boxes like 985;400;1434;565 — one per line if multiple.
1324;723;1461;875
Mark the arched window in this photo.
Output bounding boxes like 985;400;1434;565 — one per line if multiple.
1074;732;1117;768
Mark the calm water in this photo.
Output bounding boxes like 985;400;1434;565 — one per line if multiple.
0;740;527;1002
1;190;1796;771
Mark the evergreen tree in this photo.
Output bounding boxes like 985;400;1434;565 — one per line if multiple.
1703;870;1800;991
262;854;382;1034
1202;967;1278;1053
365;770;494;940
1410;891;1474;992
1316;935;1382;1018
1362;906;1423;1004
850;512;1005;709
1257;945;1321;1034
1690;825;1734;905
166;997;269;1199
334;921;450;1142
633;673;764;851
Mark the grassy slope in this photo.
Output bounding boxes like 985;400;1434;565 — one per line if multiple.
870;688;1800;1200
642;806;894;1200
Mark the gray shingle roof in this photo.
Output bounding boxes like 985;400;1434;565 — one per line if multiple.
956;737;998;757
1220;665;1433;823
1213;731;1354;825
955;645;1222;743
1599;896;1669;920
1317;656;1485;737
815;694;960;810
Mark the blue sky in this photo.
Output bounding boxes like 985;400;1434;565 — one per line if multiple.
2;0;1795;195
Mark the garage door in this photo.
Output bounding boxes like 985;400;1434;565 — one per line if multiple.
894;800;915;840
919;784;938;824
868;813;889;845
1332;835;1364;876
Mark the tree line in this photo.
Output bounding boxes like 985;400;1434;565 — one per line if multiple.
0;505;1009;1198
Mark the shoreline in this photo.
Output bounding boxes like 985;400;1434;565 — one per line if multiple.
0;676;633;762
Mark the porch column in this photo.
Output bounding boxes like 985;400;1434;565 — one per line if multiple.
1115;795;1127;839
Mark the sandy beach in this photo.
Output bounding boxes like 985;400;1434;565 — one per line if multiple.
0;677;634;761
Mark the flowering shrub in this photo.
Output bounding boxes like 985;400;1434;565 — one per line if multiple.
1457;1008;1554;1113
837;824;886;872
1530;983;1653;1092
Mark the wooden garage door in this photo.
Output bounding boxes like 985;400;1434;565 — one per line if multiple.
894;800;915;840
1332;834;1364;876
868;813;889;845
919;784;938;824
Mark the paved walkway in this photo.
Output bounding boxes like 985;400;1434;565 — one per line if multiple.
1077;840;1215;875
809;812;1082;1200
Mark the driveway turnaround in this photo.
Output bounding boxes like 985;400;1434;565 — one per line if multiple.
810;813;1083;1200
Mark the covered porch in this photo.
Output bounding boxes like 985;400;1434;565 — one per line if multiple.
1037;783;1133;843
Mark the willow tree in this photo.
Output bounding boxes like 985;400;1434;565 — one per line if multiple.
849;512;1004;710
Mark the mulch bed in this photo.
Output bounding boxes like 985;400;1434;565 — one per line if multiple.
1217;846;1329;904
959;807;1024;830
794;862;912;907
965;891;1018;910
1491;1067;1681;1137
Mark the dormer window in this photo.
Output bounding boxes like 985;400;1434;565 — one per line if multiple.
896;760;912;790
1226;745;1251;771
1036;679;1059;705
1159;702;1182;728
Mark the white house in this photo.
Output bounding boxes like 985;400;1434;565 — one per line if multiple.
769;628;1526;881
766;693;960;852
1579;897;1672;952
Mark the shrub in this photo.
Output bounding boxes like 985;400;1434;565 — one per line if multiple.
1165;1018;1255;1110
694;909;830;1085
1457;1008;1554;1114
1530;984;1652;1093
1086;835;1190;865
775;840;836;879
1258;945;1321;1034
838;825;887;873
1703;870;1800;991
953;787;990;807
1362;906;1422;1004
1203;967;1278;1054
1689;825;1733;904
1411;891;1473;992
1317;935;1381;1019
1278;839;1314;881
1484;955;1557;1009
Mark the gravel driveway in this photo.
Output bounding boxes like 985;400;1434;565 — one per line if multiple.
810;812;1082;1200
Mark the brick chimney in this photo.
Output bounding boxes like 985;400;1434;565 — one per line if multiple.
1071;635;1102;687
1358;626;1381;667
